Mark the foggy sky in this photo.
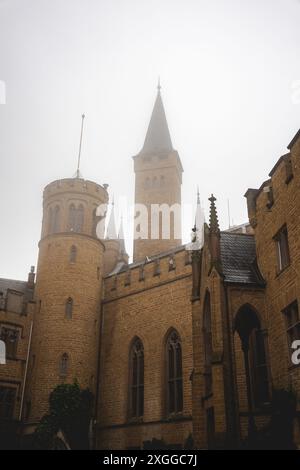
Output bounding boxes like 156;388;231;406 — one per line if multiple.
0;0;299;280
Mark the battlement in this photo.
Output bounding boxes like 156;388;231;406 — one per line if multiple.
245;128;300;230
103;246;192;301
43;178;108;202
40;178;109;240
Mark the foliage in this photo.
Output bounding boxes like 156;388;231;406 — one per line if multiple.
183;433;194;449
143;438;167;450
34;380;94;450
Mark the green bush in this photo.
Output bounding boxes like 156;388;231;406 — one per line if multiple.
34;380;94;450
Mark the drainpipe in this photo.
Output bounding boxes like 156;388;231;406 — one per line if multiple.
19;320;33;421
224;285;239;444
241;337;257;438
93;289;105;449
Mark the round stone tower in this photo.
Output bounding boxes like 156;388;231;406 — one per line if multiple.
25;178;108;425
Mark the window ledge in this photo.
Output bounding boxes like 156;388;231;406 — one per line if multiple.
201;393;213;404
4;356;22;363
275;263;291;278
165;412;185;422
127;416;143;424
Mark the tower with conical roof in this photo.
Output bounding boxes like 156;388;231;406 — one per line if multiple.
133;84;183;261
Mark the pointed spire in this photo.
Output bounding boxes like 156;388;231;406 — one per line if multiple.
193;187;200;230
140;83;173;155
197;185;200;205
194;187;204;228
209;194;220;234
106;198;117;240
191;186;205;249
157;76;161;92
118;216;127;255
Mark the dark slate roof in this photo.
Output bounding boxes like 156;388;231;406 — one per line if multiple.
220;232;265;286
139;90;173;155
0;278;28;295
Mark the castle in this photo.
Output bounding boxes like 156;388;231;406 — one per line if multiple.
0;86;300;449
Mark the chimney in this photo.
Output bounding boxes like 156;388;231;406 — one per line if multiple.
27;266;35;289
244;189;259;228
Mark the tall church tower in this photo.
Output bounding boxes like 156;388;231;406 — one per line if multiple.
133;85;183;262
25;178;108;424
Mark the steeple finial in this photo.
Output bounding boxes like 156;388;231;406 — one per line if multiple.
118;216;127;255
76;114;85;178
193;186;201;230
197;185;200;205
209;194;220;233
157;76;161;92
191;187;205;248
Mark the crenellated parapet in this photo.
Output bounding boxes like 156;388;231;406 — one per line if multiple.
41;178;108;240
103;246;192;302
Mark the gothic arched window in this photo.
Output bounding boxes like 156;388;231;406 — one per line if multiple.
53;205;61;233
129;338;144;418
48;207;53;234
69;245;77;263
68;204;76;231
68;204;84;233
235;304;270;409
65;298;73;319
59;353;69;377
92;207;98;237
75;204;84;232
166;330;183;414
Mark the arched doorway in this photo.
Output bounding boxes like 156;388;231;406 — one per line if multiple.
234;304;270;436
